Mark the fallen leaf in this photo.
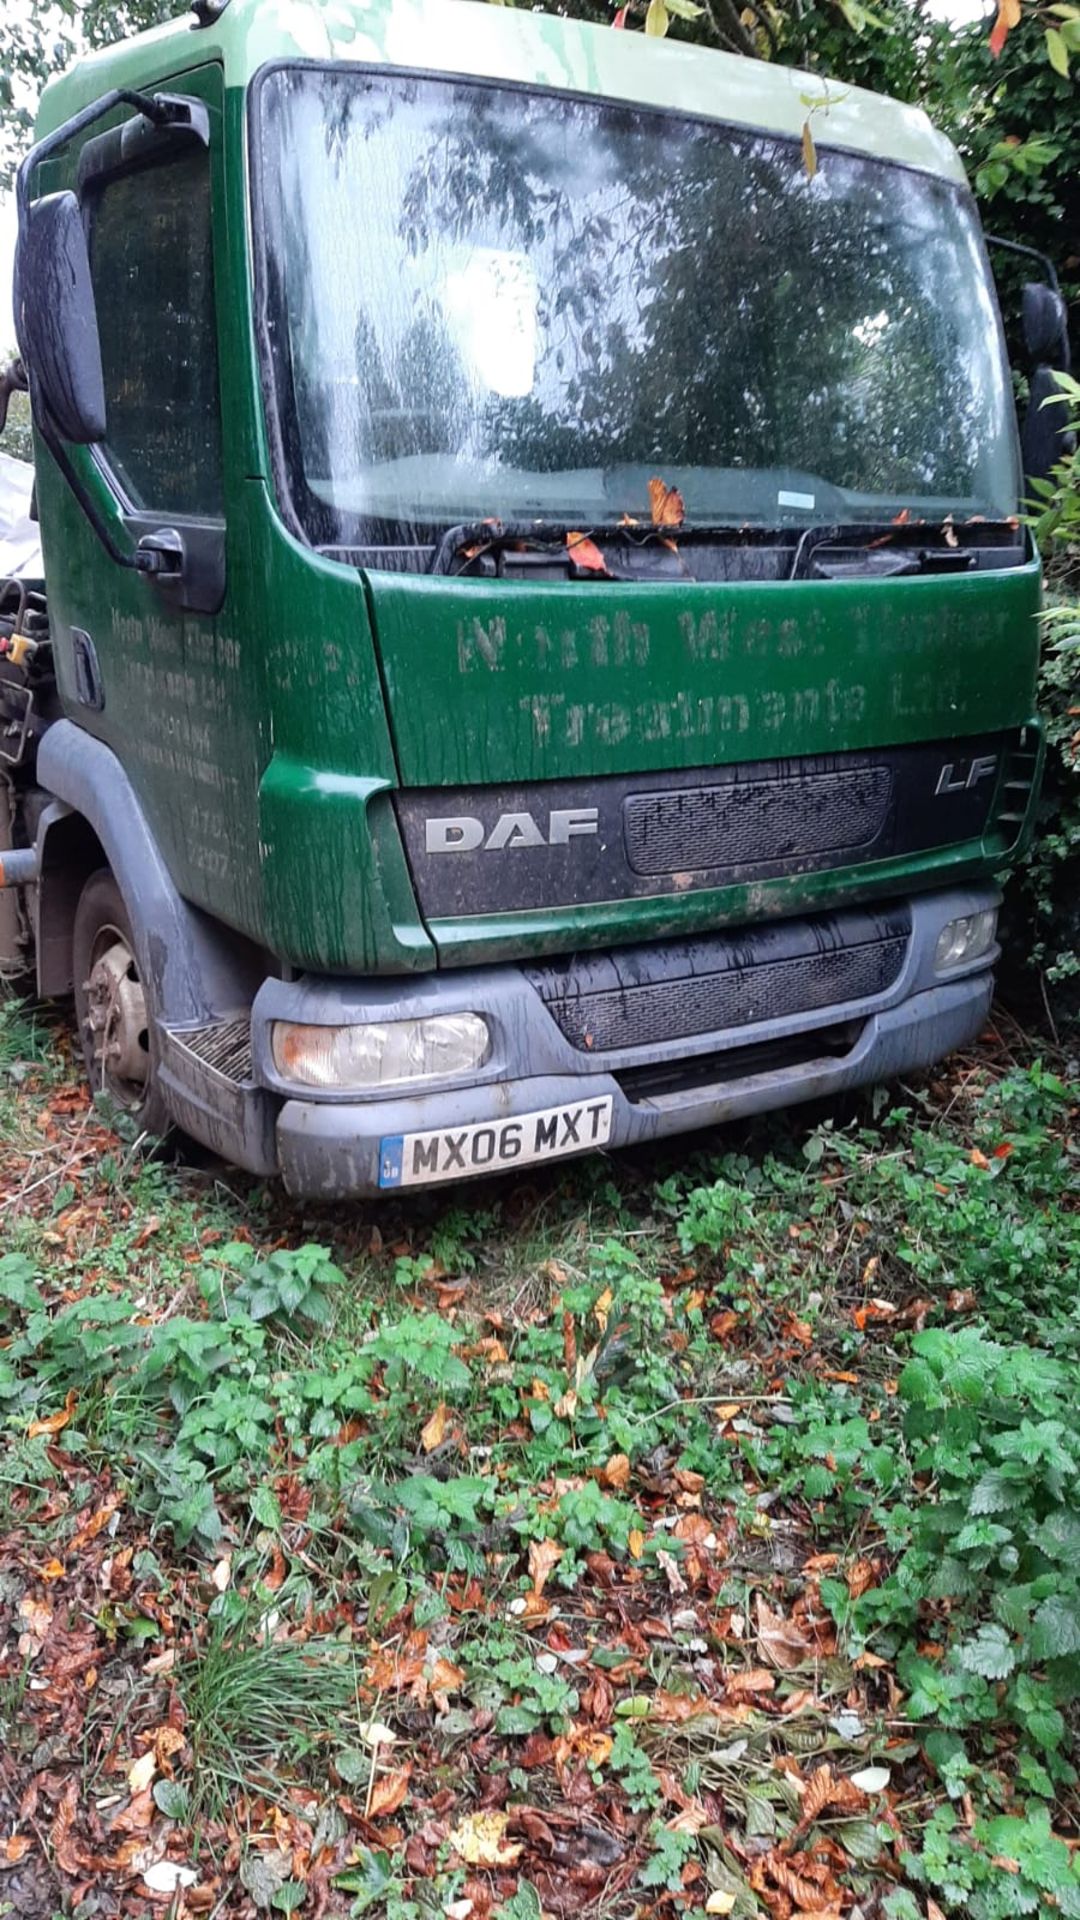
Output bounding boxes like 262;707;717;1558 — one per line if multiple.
3;1836;32;1864
801;119;818;178
39;1559;65;1582
142;1861;198;1894
70;1500;120;1550
657;1550;687;1596
421;1402;449;1452
705;1895;736;1916
648;476;685;527
447;1810;523;1868
210;1557;231;1593
628;1528;645;1560
724;1667;776;1698
128;1751;157;1795
368;1767;411;1818
567;533;610;576
601;1453;631;1490
792;1764;867;1836
756;1595;815;1670
846;1558;877;1599
528;1538;564;1597
850;1765;891;1794
28;1389;77;1439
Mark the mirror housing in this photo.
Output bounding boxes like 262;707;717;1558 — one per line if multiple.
1023;281;1070;371
14;190;106;445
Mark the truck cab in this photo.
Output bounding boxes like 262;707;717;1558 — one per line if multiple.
1;0;1053;1194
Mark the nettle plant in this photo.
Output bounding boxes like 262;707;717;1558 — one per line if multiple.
832;1328;1080;1802
1028;370;1080;575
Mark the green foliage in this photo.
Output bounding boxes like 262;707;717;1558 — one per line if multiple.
1002;370;1080;1007
176;1609;359;1814
0;386;33;467
841;1327;1080;1804
0;0;177;186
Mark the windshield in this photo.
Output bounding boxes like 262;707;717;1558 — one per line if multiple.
252;66;1019;554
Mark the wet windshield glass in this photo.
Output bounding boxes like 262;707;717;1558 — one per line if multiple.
253;66;1019;551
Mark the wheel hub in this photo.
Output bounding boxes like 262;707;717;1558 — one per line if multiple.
83;931;150;1096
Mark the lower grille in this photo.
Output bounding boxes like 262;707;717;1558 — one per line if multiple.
526;905;910;1054
617;1020;862;1103
171;1018;253;1084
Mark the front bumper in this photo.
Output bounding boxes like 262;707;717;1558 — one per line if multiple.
235;882;997;1198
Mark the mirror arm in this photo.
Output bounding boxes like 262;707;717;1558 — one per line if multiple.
16;88;188;224
985;234;1061;297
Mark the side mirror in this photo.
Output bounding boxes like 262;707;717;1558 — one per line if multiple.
14;190;106;445
1022;281;1070;371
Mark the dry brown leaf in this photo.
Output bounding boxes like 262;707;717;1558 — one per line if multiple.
648;476;685;527
792;1764;866;1837
528;1538;564;1597
368;1767;411;1819
420;1402;449;1452
628;1528;645;1560
49;1778;82;1876
70;1500;120;1551
724;1666;776;1699
28;1389;77;1440
657;1550;687;1596
567;533;610;576
600;1453;631;1490
3;1835;32;1864
756;1596;816;1670
127;1751;157;1796
845;1558;877;1600
110;1789;155;1836
447;1809;523;1867
801;119;818;179
153;1725;186;1769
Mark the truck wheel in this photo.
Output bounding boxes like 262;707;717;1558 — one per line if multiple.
73;869;172;1137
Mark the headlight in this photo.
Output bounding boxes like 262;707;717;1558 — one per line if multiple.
934;909;997;974
271;1014;490;1090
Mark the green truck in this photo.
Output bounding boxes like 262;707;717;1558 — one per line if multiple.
0;0;1066;1195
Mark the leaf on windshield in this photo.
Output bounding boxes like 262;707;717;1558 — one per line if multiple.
644;0;670;32
648;477;685;527
801;120;818;179
567;533;610;575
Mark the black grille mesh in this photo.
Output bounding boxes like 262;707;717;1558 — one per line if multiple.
528;908;911;1054
623;767;893;876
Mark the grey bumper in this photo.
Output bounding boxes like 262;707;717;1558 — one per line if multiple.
247;883;999;1199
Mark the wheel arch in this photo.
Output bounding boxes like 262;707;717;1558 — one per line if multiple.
35;722;260;1019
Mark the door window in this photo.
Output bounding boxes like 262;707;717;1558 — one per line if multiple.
88;144;223;516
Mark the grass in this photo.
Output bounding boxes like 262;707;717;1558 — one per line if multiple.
0;991;1077;1918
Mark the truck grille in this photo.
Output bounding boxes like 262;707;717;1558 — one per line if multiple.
525;905;910;1054
394;733;1011;920
624;766;893;876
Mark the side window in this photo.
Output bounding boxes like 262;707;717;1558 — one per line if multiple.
87;144;223;517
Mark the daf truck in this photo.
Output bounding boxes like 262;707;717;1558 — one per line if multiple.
0;0;1065;1194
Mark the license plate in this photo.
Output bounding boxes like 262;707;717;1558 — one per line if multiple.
379;1095;614;1189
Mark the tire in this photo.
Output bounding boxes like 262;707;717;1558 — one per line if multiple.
72;868;173;1138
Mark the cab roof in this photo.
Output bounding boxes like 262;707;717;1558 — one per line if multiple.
37;0;969;186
